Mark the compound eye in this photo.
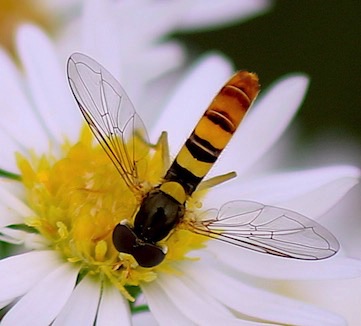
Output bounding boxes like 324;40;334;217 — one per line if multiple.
112;223;137;254
112;223;166;268
133;243;166;268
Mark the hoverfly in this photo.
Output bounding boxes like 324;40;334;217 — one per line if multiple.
67;53;339;268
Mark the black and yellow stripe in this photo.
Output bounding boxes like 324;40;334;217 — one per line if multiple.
164;71;260;195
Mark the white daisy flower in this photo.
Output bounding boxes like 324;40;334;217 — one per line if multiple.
0;21;360;325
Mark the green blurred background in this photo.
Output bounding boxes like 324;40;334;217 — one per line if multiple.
179;1;360;156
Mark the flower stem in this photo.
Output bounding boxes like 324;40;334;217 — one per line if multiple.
0;168;21;181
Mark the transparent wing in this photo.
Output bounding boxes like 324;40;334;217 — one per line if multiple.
67;53;149;191
189;200;339;260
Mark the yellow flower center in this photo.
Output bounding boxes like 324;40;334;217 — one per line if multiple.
0;0;55;57
17;127;206;300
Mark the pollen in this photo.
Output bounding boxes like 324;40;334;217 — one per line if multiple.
17;127;207;300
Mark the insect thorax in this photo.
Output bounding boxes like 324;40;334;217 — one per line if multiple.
133;187;185;243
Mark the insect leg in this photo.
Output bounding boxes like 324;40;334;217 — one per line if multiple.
196;171;237;192
154;131;170;176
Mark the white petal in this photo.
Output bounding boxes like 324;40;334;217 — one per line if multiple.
0;203;24;228
154;273;260;325
22;232;50;250
53;275;101;326
211;74;309;177
203;165;360;217
287;277;361;326
0;129;24;172
0;49;49;152
113;1;191;45
0;251;61;302
151;53;233;155
207;241;361;280
138;72;182;129
122;41;186;111
178;0;272;31
81;0;124;76
0;186;34;227
132;312;158;326
0;227;50;249
0;178;25;199
16;24;82;144
131;41;185;85
96;284;131;326
280;170;360;217
142;280;195;326
81;0;189;75
182;260;346;326
0;228;27;244
2;261;79;326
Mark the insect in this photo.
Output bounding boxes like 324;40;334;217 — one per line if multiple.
67;53;339;268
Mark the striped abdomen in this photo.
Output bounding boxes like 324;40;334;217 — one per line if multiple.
164;71;260;195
